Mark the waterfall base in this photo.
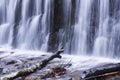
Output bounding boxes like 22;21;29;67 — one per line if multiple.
0;48;120;80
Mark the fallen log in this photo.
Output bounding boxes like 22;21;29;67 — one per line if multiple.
82;63;120;80
0;49;64;80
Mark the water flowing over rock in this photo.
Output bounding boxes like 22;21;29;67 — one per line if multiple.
0;0;120;58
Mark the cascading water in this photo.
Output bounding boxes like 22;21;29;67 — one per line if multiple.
71;0;120;58
93;0;109;56
0;0;120;58
73;0;93;55
0;0;51;51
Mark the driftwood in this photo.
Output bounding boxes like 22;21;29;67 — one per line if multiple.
82;63;120;80
0;49;64;80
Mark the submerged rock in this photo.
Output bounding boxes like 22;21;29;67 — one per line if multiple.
0;68;3;74
6;60;17;65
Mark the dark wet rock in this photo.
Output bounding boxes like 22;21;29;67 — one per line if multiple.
27;58;35;61
14;64;20;67
0;68;3;74
6;60;17;65
10;52;14;54
17;63;30;69
27;57;42;61
41;55;47;56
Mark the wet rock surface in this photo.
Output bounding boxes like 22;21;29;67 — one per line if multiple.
0;53;80;80
0;53;120;80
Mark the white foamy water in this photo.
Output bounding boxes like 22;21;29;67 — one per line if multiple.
0;47;120;71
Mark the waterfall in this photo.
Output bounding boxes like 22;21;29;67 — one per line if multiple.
0;0;120;58
72;0;120;58
93;0;109;56
73;0;93;54
0;0;51;51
